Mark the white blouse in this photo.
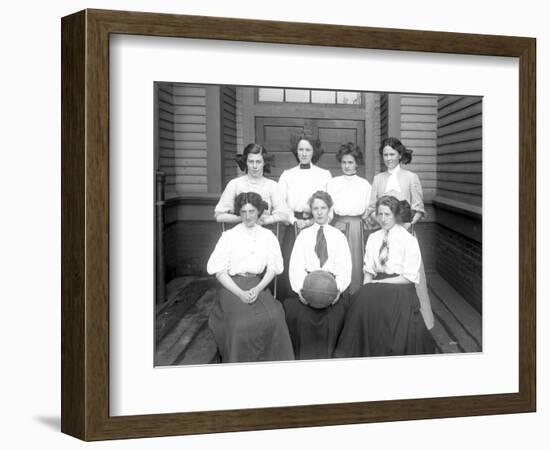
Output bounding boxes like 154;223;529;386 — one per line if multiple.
207;223;284;276
278;164;332;223
385;165;402;194
214;175;288;220
289;223;352;294
327;175;372;216
363;224;421;283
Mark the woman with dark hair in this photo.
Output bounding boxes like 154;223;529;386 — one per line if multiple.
334;196;435;357
365;137;434;330
207;192;294;363
214;143;289;226
277;133;332;299
327;142;372;295
366;137;424;227
284;190;352;359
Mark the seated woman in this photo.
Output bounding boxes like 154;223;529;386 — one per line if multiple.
214;143;289;226
207;192;294;363
284;190;352;360
334;195;435;358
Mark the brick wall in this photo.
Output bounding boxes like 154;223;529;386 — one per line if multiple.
435;224;482;313
414;222;437;274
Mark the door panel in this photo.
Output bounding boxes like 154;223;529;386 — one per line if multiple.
256;117;365;180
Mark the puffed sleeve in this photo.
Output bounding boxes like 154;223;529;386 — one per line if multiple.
409;172;426;217
269;181;290;223
366;174;381;218
323;168;332;190
214;178;237;216
278;170;294;223
363;233;378;276
401;233;421;283
288;232;307;294
333;230;352;293
364;180;372;214
265;231;284;275
206;231;232;275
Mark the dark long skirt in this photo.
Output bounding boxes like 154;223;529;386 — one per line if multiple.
334;279;435;358
283;295;350;360
209;275;295;363
332;215;364;296
277;213;310;300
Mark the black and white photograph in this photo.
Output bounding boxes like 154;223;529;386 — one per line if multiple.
154;83;483;366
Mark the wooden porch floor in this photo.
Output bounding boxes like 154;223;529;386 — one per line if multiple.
155;273;482;366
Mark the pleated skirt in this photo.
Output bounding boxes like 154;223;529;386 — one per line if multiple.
334;281;435;358
332;215;364;296
209;276;295;363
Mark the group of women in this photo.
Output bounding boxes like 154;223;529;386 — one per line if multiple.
206;135;435;363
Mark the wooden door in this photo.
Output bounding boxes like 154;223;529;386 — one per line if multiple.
255;117;365;180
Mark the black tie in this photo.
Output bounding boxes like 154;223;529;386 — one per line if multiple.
315;226;328;267
379;230;389;266
299;163;311;169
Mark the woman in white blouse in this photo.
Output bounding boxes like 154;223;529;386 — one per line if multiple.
334;195;435;357
214;143;288;226
277;134;332;299
284;191;352;360
327;143;372;295
207;192;294;363
366;137;434;330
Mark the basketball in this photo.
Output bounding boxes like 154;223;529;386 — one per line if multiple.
301;270;339;309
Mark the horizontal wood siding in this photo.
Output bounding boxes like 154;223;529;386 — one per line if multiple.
380;93;389;142
222;86;238;188
157;84;175;195
400;95;438;203
161;84;209;195
437;96;483;207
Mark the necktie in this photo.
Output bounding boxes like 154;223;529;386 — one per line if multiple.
299;163;311;169
315;226;328;267
378;230;389;267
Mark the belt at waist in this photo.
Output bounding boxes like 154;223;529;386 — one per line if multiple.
293;211;310;220
333;214;362;220
374;273;398;280
234;272;260;278
373;273;413;284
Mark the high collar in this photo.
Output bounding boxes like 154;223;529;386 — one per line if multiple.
387;164;401;176
311;221;329;231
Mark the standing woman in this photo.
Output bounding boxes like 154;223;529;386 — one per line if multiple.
278;133;332;299
214;143;289;226
207;192;294;363
327;143;372;296
366;137;434;330
334;196;435;357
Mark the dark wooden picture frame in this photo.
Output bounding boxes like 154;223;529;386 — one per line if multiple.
61;9;536;441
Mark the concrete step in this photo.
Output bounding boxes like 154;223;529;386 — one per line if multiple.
427;273;482;353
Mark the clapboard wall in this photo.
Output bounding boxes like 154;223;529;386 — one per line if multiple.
434;95;483;313
157;83;209;196
400;94;438;204
157;83;175;193
436;96;483;207
222;86;238;188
